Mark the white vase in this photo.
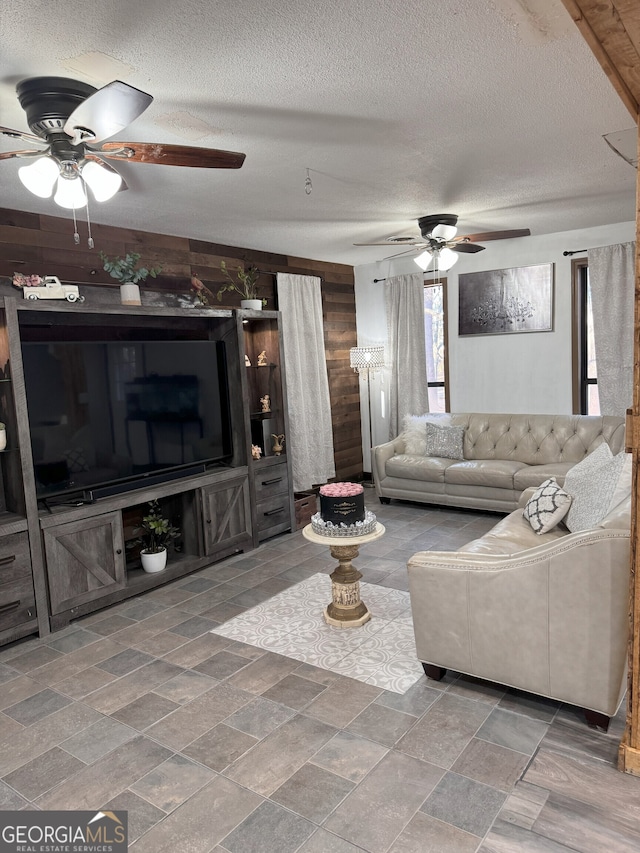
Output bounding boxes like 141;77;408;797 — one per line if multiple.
140;547;167;573
120;283;142;306
241;299;262;311
0;429;5;451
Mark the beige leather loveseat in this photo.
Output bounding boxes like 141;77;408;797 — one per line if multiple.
373;413;626;512
407;487;630;725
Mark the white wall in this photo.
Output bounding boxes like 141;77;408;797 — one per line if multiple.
354;220;636;471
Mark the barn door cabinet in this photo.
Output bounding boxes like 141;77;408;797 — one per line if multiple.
40;466;252;631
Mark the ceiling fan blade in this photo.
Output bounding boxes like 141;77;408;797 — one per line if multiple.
383;247;422;260
64;80;153;143
457;228;531;243
353;241;422;247
0;125;47;146
96;141;246;168
453;242;485;254
0;149;44;161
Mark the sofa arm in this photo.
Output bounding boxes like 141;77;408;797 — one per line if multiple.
518;486;537;509
372;436;404;493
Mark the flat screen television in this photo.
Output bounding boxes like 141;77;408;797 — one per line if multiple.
21;338;234;500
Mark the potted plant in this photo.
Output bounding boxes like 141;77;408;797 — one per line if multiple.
135;500;180;573
217;262;265;310
100;251;162;306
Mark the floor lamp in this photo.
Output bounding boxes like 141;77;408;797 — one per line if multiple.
350;346;385;484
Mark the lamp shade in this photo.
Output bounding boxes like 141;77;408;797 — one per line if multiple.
82;160;122;201
18;156;59;198
438;247;459;270
350;346;385;372
414;250;433;271
53;175;87;209
431;223;457;241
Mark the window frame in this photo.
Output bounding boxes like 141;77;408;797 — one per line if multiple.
424;277;450;412
571;257;598;414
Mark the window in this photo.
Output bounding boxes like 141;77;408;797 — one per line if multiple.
424;280;449;412
572;259;599;414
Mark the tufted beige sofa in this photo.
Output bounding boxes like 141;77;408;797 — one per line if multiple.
406;489;631;725
373;413;626;512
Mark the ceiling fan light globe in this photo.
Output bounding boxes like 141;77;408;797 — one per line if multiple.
430;223;457;241
438;247;459;270
18;155;58;198
53;175;87;209
82;160;122;201
414;250;433;271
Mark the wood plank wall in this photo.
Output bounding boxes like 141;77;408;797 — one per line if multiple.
0;206;363;483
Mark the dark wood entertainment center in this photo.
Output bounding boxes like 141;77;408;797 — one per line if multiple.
0;293;294;643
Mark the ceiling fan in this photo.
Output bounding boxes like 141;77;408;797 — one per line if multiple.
0;76;246;212
355;214;530;271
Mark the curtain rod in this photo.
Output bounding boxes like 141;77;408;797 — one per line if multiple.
563;249;587;256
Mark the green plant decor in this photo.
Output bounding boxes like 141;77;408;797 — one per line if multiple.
216;262;265;305
100;252;162;285
135;500;180;554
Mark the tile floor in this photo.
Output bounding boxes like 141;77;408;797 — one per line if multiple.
0;497;638;852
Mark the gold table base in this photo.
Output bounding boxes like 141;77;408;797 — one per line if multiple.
302;522;385;629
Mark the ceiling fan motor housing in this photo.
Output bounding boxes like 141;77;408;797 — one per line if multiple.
17;77;97;138
418;213;458;238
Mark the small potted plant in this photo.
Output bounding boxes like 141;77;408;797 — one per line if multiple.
100;251;162;306
135;500;180;573
217;262;265;310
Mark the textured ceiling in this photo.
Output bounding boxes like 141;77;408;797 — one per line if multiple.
0;0;635;266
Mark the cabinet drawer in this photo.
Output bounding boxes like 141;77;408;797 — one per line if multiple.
0;574;36;632
0;532;31;584
254;466;289;501
256;494;291;534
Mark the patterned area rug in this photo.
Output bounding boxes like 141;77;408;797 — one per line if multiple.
211;573;423;694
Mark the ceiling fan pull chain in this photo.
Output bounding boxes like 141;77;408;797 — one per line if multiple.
305;168;312;195
72;207;80;245
81;176;94;248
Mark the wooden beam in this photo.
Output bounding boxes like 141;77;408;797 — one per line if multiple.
561;0;640;118
619;125;640;775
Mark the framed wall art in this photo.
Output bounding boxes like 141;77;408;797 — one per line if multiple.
458;262;554;336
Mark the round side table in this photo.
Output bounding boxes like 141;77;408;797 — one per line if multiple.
302;522;386;627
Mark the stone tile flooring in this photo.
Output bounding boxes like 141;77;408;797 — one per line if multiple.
0;497;638;852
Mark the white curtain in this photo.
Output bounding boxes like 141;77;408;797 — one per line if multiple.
588;242;635;416
385;273;429;439
277;273;336;491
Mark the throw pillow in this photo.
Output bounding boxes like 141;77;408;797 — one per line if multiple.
523;478;572;534
424;422;464;460
564;444;627;532
402;413;452;455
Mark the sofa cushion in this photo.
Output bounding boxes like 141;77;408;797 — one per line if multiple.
458;509;568;555
523;478;572;534
424;423;464;459
513;462;573;490
564;444;627;532
444;459;528;490
386;454;458;483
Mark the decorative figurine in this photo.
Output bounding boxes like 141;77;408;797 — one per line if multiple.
272;433;285;456
251;444;263;460
13;273;84;303
257;351;268;366
245;354;251;367
260;395;271;413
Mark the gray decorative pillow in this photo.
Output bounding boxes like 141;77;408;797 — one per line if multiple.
523;478;572;534
424;422;464;459
564;444;627;532
402;413;452;455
